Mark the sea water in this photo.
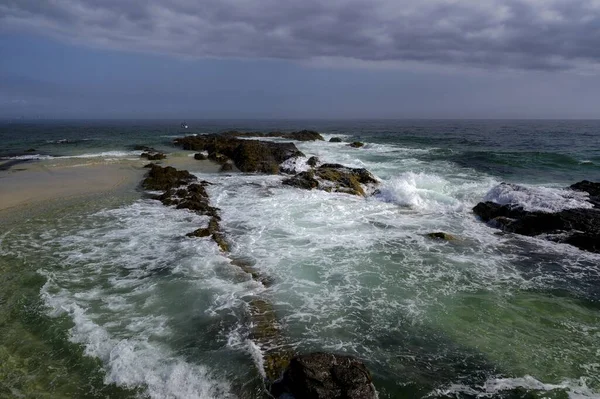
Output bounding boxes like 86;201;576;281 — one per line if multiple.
1;120;599;398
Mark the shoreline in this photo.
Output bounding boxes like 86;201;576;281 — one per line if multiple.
0;152;220;221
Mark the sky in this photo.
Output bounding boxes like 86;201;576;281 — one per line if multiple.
1;0;600;119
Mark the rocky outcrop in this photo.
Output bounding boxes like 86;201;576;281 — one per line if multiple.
283;171;320;190
570;180;600;208
142;164;196;191
283;164;378;196
473;182;600;252
141;164;294;380
348;142;364;148
174;135;304;174
222;129;324;141
329;137;343;143
141;165;227;250
271;352;376;399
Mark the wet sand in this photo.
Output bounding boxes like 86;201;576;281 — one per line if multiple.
0;152;220;216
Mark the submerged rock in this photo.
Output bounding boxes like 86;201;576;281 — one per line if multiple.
329;137;343;143
348;142;364;148
427;232;457;241
194;153;207;160
473;182;600;253
271;352;376;399
174;135;304;174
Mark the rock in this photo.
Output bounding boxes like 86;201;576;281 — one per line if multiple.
348;142;364;148
174;135;304;174
427;232;456;241
283;171;319;190
141;152;167;160
222;130;324;141
220;162;234;172
142;164;196;191
473;200;600;253
329;137;342;143
194;153;207;160
570;180;600;207
208;152;229;164
306;156;319;167
283;164;378;196
25;148;36;153
186;228;211;238
271;352;376;399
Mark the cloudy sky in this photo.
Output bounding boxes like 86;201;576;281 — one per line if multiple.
1;0;599;119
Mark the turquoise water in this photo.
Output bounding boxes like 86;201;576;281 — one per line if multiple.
1;120;599;398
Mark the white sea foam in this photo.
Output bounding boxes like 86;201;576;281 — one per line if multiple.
31;200;259;398
430;375;598;398
3;133;598;397
484;183;593;212
1;151;142;161
1;154;54;160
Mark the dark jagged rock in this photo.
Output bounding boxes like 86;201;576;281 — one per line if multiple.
348;142;364;148
141;151;166;160
283;164;378;196
307;156;319;167
473;200;600;253
222;130;324;141
329;137;343;143
427;232;456;241
315;164;378;196
570;180;600;207
194;153;207;160
174;135;304;174
271;352;376;399
141;165;229;250
142;164;196;191
283;171;320;190
186;228;211;238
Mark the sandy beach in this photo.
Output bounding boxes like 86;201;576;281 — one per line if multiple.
0;152;220;218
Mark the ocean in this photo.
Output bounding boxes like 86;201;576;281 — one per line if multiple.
1;120;599;398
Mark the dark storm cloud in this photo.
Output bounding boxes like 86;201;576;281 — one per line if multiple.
1;0;599;70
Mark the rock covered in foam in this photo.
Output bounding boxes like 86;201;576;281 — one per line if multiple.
473;181;600;252
570;180;600;207
271;352;376;399
282;164;378;196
